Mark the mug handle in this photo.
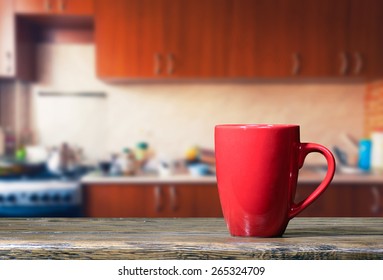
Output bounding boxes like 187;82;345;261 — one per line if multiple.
288;143;336;219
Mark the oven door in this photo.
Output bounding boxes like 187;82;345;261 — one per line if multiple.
0;180;83;217
0;205;83;217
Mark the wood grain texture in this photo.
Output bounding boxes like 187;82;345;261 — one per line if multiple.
0;0;15;77
0;218;382;260
15;0;94;15
83;183;223;218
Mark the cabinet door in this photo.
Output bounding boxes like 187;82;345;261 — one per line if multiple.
14;0;52;14
145;185;195;217
96;0;164;79
348;0;383;78
193;184;222;217
352;185;383;217
136;0;166;77
0;0;15;77
95;0;141;78
228;0;293;78
295;184;354;217
15;0;93;15
59;0;94;15
298;0;349;77
167;184;223;217
83;184;148;217
166;0;230;78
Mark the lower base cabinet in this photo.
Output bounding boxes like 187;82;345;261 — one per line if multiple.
83;183;223;218
295;184;383;217
83;182;383;217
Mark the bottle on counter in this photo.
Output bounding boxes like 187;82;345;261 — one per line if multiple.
358;139;371;171
135;142;153;172
109;153;122;176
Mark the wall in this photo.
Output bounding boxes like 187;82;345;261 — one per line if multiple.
365;81;383;136
30;44;365;162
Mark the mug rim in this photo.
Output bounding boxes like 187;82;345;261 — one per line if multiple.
215;124;299;129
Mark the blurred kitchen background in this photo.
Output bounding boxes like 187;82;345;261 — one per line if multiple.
0;0;382;218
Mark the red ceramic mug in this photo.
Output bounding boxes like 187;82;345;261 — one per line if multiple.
215;124;336;237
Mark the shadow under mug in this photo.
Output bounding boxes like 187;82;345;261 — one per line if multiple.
215;124;336;237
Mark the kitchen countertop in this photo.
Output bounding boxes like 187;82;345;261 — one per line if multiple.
81;171;383;185
0;218;382;259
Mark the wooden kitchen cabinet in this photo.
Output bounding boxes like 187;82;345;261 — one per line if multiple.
227;0;304;78
14;0;94;15
95;0;230;79
295;184;383;217
294;0;349;77
95;0;156;78
95;0;383;80
0;1;35;80
83;183;223;218
347;0;383;78
166;0;230;78
290;0;383;78
0;0;15;78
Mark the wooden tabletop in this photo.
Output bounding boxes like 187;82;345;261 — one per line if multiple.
81;171;383;185
0;218;382;260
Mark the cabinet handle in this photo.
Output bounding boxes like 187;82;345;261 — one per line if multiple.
154;185;163;212
371;186;382;215
167;53;175;75
154;53;162;75
292;52;301;76
169;185;178;211
353;52;363;75
44;0;52;11
59;0;65;12
339;52;349;76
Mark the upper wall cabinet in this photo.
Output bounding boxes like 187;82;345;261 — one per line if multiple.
225;0;383;78
0;0;35;81
348;0;383;78
227;0;303;78
292;0;350;77
0;0;15;78
15;0;94;16
95;0;231;79
96;0;383;79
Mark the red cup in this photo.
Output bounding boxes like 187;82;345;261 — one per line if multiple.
215;124;336;237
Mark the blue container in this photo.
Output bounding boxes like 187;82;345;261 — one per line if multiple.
358;139;372;171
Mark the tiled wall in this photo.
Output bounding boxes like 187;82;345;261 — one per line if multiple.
27;44;365;162
365;81;383;137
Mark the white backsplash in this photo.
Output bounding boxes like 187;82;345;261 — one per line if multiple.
30;44;365;162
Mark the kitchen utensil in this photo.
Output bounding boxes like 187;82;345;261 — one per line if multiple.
333;146;349;166
215;124;335;237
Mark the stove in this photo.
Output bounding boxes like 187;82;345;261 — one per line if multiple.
0;168;84;217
